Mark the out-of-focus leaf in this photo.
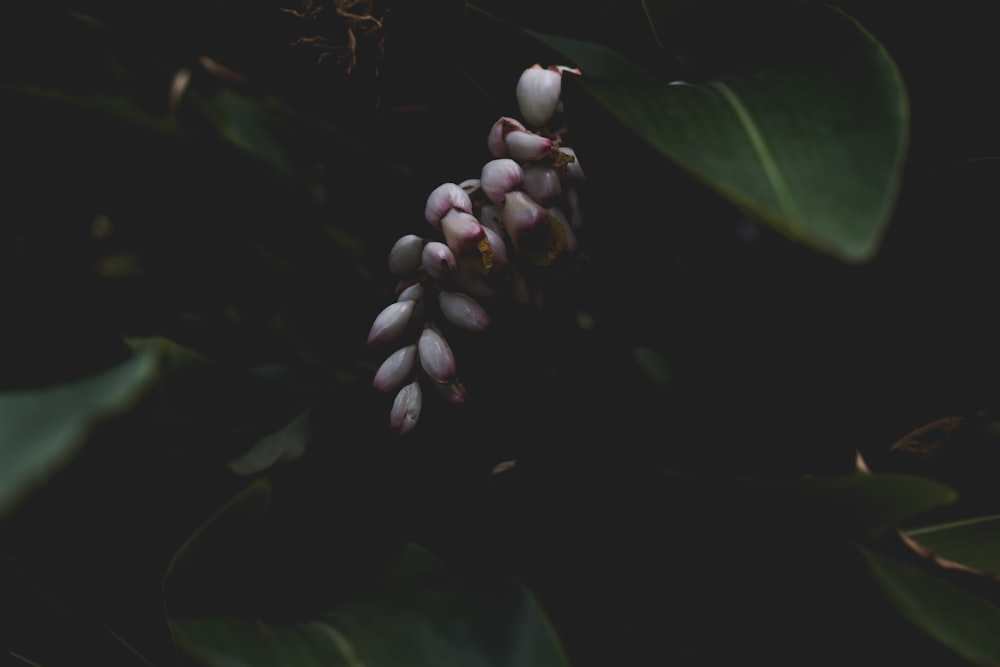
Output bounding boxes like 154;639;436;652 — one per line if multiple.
170;544;569;667
632;345;670;386
558;4;908;263
906;515;1000;578
661;471;957;535
0;340;161;519
165;484;569;667
857;544;1000;666
227;406;313;476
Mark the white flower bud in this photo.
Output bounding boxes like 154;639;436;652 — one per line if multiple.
480;159;523;205
388;234;424;276
397;281;424;302
422;241;456;280
500;190;547;245
487;116;526;158
373;344;417;393
458;178;481;194
390;380;422;435
440;209;485;254
558;147;585;180
438;291;490;332
516;64;578;127
418;326;456;383
425;183;473;227
367;300;415;347
506;130;554;162
481;223;509;270
522;165;562;203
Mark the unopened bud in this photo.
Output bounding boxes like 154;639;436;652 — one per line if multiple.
422;241;456;280
522;165;562;203
438;291;490;332
425;183;473;227
418;326;457;383
389;234;424;276
440;210;486;254
373;344;418;393
506;130;555;162
480;159;524;205
367;300;416;347
516;64;578;127
390;380;422;435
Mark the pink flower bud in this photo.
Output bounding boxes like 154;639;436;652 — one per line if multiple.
418;326;456;383
367;300;415;347
487;116;526;158
373;344;417;393
440;209;485;254
433;379;467;406
425;183;473;227
388;234;424;276
505;130;554;162
397;281;423;302
438;291;490;332
516;64;562;127
481;223;509;270
422;241;456;280
500;191;547;245
522;165;562;203
502;192;568;266
458;178;481;194
480;159;523;205
558;147;585;180
390;380;422;435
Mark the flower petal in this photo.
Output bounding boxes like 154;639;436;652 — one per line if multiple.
425;183;473;227
373;344;417;393
390;380;422;435
438;291;490;332
367;300;416;347
388;234;424;276
418;326;457;383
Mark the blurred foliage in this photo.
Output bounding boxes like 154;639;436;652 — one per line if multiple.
2;1;1000;665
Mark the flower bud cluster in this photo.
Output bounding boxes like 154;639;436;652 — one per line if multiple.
368;63;585;434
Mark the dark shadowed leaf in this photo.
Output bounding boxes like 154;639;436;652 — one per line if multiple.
546;4;908;262
165;484;569;667
906;515;1000;578
857;544;1000;666
0;340;161;519
661;471;957;535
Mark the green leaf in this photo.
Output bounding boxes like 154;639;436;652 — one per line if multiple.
165;486;569;667
906;515;1000;578
558;4;908;263
857;544;1000;666
0;340;161;519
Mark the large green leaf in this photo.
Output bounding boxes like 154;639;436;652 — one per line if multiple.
0;339;161;519
857;544;1000;666
165;484;569;667
906;515;1000;578
543;4;909;262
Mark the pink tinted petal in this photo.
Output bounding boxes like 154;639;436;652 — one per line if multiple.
425;183;473;227
388;234;424;276
418;326;456;383
506;130;554;162
440;209;485;254
522;165;562;203
434;379;467;406
367;300;415;347
422;241;456;280
438;291;490;332
548;206;578;253
500;191;547;244
481;223;509;270
480;159;524;205
390;381;422;435
373;344;418;393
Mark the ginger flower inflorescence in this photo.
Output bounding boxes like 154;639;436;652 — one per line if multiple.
367;63;586;434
